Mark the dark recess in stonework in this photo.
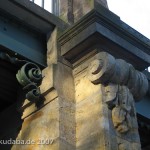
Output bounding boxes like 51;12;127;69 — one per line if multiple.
138;114;150;150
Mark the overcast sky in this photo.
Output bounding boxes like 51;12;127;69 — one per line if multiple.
33;0;150;39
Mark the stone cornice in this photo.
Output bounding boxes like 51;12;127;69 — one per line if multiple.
59;3;150;49
58;9;120;46
58;3;150;70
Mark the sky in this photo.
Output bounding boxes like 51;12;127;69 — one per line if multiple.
107;0;150;39
33;0;150;39
32;0;52;12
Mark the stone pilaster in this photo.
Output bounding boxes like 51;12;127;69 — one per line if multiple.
72;51;148;150
12;27;76;150
58;2;150;149
74;56;114;149
87;52;148;149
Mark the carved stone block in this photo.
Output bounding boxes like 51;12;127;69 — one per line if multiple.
88;52;149;100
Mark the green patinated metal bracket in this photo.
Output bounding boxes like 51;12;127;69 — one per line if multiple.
0;51;42;102
16;62;42;102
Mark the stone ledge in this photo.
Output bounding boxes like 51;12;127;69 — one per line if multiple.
58;3;150;70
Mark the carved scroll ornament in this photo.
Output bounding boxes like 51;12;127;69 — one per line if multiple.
87;52;148;134
16;62;42;102
87;52;148;100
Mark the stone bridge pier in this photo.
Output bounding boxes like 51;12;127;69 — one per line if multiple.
12;0;150;150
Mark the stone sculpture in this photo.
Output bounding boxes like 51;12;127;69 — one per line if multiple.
88;52;148;100
88;51;148;135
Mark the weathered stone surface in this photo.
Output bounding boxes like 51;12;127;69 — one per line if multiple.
12;98;60;150
117;138;141;150
102;84;135;134
60;138;76;150
21;90;58;119
14;61;76;149
88;52;149;100
47;28;60;65
54;62;75;102
75;67;117;150
59;0;68;23
20;61;75;118
76;94;102;141
41;62;74;98
132;143;141;150
12;4;148;149
15;49;144;150
88;52;116;84
59;0;108;23
85;51;143;149
1;0;149;150
74;0;108;22
55;63;76;147
75;69;101;103
59;98;76;146
76;133;106;150
40;65;54;94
